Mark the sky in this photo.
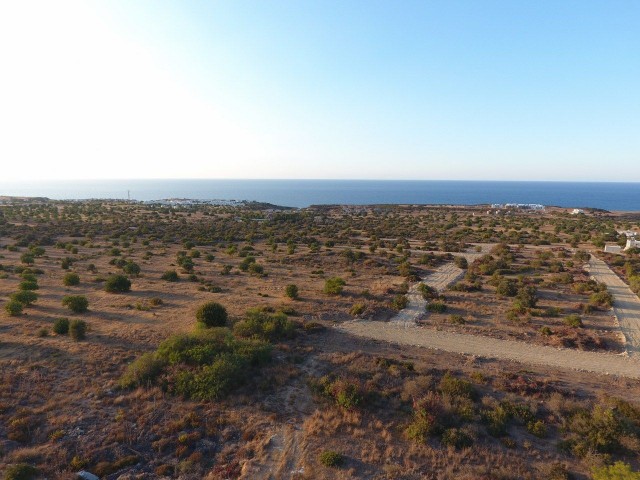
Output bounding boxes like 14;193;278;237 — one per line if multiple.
0;1;638;182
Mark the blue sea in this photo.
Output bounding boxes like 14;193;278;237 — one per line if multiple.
0;179;638;211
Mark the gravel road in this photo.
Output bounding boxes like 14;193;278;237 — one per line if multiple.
341;245;640;379
339;320;640;378
587;256;640;356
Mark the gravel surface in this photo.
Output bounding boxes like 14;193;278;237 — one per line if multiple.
587;256;640;357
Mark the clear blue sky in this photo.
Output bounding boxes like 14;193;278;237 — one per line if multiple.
0;1;638;181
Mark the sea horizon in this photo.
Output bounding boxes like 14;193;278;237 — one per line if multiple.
1;179;639;211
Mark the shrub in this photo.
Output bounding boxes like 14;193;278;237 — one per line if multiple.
591;462;640;480
496;279;518;297
539;326;553;336
123;261;141;275
62;295;89;313
527;420;547;438
10;290;38;306
3;463;39;480
516;286;538;308
449;314;465;324
284;284;299;299
5;300;23;316
63;272;80;286
105;274;131;293
439;372;475;398
426;301;447;313
119;353;166;388
441;427;473;449
18;280;38;291
590;291;614;308
196;302;228;328
162;270;179;282
454;256;468;269
234;308;295;341
20;253;35;265
392;294;409;311
324;277;346;295
69;319;87;340
53;318;70;335
134;329;271;400
418;283;438;300
564;314;583;328
350;302;365;316
319;450;344;468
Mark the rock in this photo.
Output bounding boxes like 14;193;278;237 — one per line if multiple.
77;471;100;480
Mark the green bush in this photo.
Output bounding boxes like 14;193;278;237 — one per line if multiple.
3;463;39;480
392;294;409;311
439;372;475;398
18;280;38;291
53;318;70;335
426;301;447;313
5;300;23;316
590;291;614;308
62;295;89;313
196;302;228;328
69;319;87;340
563;314;583;328
119;353;166;388
121;329;272;400
233;308;295;341
105;274;131;293
10;290;38;306
349;302;365;316
496;279;518;297
161;270;179;282
324;277;346;295
418;283;438;300
319;450;344;468
441;427;473;449
516;286;538;308
591;462;640;480
63;272;80;286
123;261;141;275
285;284;299;299
526;420;547;438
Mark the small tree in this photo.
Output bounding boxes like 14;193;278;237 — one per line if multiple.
285;284;299;300
69;319;87;340
53;318;70;335
105;274;131;293
62;295;89;313
10;290;38;306
162;270;179;282
63;272;80;286
18;280;38;291
454;256;468;269
5;300;23;316
196;302;228;328
324;277;346;295
123;261;141;276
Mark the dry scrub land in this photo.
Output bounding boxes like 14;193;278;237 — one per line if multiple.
1;200;640;479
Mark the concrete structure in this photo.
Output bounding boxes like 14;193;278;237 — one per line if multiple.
626;237;640;251
604;244;623;254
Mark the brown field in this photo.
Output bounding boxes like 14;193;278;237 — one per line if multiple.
1;200;640;479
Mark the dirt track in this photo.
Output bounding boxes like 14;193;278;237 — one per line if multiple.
391;262;464;327
587;256;640;356
339;321;640;379
344;246;640;379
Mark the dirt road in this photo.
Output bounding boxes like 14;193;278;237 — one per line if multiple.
339;321;640;379
346;246;640;379
587;256;640;356
391;262;465;327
